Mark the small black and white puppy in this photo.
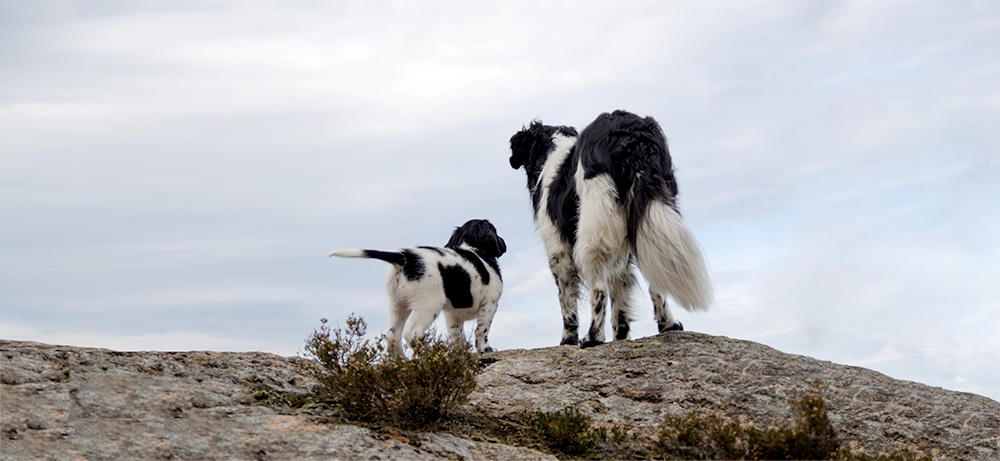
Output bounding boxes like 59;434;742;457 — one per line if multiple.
328;219;506;355
509;110;712;348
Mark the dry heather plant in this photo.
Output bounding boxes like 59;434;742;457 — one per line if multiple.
303;314;478;430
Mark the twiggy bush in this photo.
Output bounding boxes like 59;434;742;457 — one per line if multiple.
303;315;478;430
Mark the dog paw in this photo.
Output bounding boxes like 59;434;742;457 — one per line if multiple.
559;336;579;346
660;321;683;332
580;338;604;349
481;346;494;353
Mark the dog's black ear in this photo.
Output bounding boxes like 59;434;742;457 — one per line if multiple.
509;120;546;170
509;130;530;170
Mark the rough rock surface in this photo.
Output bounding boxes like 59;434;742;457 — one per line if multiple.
0;340;552;460
473;332;1000;459
3;332;999;460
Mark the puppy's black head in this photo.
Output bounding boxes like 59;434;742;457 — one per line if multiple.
446;219;507;259
509;120;577;174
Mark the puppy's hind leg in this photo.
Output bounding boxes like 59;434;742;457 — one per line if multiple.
474;298;499;353
402;301;443;353
387;301;411;357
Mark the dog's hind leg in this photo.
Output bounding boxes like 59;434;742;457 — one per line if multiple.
581;283;608;348
575;171;629;348
650;288;683;333
609;265;637;341
549;251;581;346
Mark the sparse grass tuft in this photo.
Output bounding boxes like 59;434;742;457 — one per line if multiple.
655;390;840;459
303;314;478;430
656;409;747;459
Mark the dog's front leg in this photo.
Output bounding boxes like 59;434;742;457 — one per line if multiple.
474;299;499;353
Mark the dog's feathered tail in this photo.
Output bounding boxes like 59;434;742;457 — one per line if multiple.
633;201;713;312
327;249;405;266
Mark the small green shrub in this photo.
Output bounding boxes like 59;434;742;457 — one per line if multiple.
531;407;647;458
303;315;478;430
533;406;597;456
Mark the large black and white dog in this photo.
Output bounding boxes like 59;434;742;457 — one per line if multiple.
328;219;506;355
509;110;712;348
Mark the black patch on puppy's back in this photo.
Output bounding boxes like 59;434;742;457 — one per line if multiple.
438;263;474;309
455;248;491;285
401;249;426;281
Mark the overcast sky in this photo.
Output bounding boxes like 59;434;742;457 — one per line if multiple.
2;1;998;401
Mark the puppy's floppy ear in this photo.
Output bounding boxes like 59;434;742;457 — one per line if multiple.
445;225;466;249
478;221;506;259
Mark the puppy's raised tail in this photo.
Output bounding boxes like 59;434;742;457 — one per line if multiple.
327;249;405;266
634;201;713;312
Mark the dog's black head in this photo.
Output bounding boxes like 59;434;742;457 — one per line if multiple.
509;120;577;179
446;219;507;259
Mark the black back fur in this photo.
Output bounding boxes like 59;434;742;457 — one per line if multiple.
577;110;679;248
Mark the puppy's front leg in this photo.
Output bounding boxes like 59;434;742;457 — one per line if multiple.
474;299;498;353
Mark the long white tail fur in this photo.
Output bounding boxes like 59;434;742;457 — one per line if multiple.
327;249;366;258
634;201;713;312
